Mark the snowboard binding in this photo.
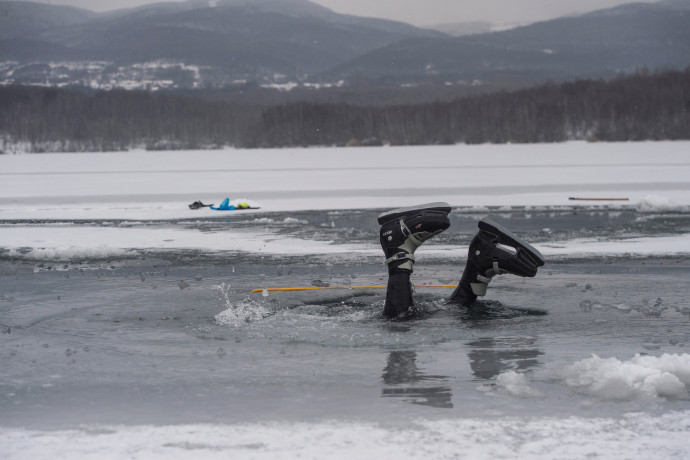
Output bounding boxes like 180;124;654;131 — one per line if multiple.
450;218;545;306
378;202;451;272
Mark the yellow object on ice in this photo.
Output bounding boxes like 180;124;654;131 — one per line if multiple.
251;284;457;293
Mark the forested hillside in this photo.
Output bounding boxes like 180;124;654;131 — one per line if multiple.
253;69;690;147
0;86;258;151
1;69;688;153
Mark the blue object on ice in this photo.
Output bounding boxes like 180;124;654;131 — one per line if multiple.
210;198;235;210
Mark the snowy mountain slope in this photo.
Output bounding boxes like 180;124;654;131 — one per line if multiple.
1;0;688;87
0;0;444;82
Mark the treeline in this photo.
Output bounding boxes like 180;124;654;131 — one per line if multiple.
0;68;688;152
253;68;690;147
0;87;258;152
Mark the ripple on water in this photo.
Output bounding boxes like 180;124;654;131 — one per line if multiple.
208;284;549;347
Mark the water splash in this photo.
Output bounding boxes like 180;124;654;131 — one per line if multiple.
213;283;274;327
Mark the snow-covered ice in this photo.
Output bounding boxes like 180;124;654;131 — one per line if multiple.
3;411;690;460
2;141;689;219
1;141;690;459
1;141;689;258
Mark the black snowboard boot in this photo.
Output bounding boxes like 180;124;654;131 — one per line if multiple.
449;218;545;307
378;202;451;318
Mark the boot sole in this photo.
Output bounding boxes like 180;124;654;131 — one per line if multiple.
377;202;451;225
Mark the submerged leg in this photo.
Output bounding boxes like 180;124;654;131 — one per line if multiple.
449;218;545;307
378;202;451;318
384;268;415;318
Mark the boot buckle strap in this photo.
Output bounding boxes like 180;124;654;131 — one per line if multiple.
477;262;507;283
384;251;415;265
476;274;493;284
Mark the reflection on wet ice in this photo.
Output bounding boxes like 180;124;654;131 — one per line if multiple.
466;337;543;380
381;351;453;409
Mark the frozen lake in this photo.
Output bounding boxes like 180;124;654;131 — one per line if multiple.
1;143;690;459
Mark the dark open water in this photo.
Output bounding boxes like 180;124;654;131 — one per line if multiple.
1;209;689;430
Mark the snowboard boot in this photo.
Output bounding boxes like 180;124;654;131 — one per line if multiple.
449;218;545;307
378;202;451;318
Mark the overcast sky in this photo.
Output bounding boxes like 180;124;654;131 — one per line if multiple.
40;0;652;26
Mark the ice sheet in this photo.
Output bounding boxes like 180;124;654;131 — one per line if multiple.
2;141;689;258
1;141;689;220
2;225;690;260
2;411;689;460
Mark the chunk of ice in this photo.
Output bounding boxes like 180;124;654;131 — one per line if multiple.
558;353;690;400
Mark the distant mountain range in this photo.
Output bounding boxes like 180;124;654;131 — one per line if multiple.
1;0;689;90
330;0;690;84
